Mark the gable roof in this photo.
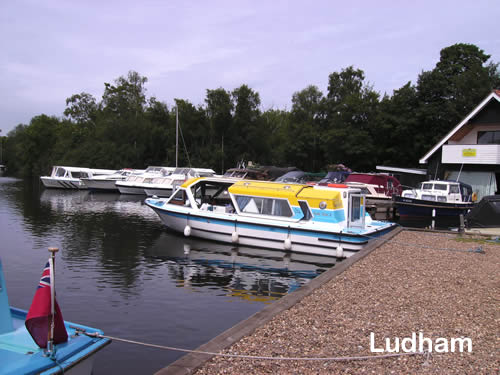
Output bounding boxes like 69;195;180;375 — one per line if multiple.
419;90;500;164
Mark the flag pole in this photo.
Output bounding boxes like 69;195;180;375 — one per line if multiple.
47;247;58;357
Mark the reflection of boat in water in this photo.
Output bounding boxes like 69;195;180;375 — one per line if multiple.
146;233;338;302
0;256;110;374
39;189;158;220
146;177;397;258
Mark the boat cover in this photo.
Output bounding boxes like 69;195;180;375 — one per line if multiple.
465;195;500;228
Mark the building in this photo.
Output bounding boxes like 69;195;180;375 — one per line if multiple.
419;90;500;200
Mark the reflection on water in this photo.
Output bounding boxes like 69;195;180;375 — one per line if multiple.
0;178;338;374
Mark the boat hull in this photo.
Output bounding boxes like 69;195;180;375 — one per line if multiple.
394;196;474;217
82;179;120;192
40;177;87;189
2;307;110;375
116;184;147;195
148;205;395;258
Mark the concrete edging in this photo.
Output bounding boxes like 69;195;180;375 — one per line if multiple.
156;226;404;375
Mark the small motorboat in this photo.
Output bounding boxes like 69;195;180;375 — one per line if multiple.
394;180;475;218
0;250;111;374
81;168;144;192
144;167;216;197
40;166;116;190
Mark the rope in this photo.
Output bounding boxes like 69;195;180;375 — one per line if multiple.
74;328;426;362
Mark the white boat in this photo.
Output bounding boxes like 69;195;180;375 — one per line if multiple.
0;254;110;374
394;180;475;218
144;167;216;197
40;166;116;190
145;177;397;258
81;168;144;192
115;166;175;195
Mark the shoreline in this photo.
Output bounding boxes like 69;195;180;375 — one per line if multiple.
157;228;499;374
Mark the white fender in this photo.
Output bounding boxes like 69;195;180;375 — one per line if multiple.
336;245;344;258
184;225;191;237
183;244;191;254
231;231;239;243
284;238;292;251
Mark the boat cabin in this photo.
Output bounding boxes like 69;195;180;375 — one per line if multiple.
344;173;402;197
401;180;473;203
167;177;368;228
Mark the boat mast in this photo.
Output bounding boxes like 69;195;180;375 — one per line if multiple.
175;106;179;168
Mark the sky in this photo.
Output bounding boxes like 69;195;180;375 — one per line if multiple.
1;0;499;135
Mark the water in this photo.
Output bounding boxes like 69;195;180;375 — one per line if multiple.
0;178;338;374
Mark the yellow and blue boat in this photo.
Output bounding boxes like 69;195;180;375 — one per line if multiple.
145;177;397;258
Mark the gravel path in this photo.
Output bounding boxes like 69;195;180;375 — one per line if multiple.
195;230;499;374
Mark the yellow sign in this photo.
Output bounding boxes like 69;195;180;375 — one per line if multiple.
462;148;476;157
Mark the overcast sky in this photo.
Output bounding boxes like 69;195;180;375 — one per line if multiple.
1;0;499;134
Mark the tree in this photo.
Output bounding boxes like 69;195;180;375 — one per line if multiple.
323;66;380;171
416;43;500;151
231;85;262;164
284;85;325;171
64;92;98;125
205;88;233;172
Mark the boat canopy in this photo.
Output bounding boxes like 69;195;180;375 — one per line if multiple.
228;180;344;210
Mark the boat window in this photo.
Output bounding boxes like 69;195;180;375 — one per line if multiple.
449;185;459;194
434;184;448;191
235;195;293;217
422;183;433;190
169;189;187;205
56;168;66;177
298;201;312;220
477;130;500;145
437;196;447;202
421;194;436;201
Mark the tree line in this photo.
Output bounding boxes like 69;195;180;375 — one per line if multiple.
2;43;499;177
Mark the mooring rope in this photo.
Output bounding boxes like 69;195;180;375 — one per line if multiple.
74;328;427;362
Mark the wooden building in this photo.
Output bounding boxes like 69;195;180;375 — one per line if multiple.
419;90;500;200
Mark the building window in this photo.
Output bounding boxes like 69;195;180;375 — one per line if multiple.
477;131;500;145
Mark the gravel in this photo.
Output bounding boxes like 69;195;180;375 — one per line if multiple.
194;230;499;375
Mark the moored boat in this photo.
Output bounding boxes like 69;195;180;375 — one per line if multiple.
394;180;475;218
40;166;116;190
144;167;216;197
115;166;175;195
81;168;144;192
0;252;110;374
145;177;397;258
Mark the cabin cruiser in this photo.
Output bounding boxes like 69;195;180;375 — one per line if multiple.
143;167;216;197
145;177;397;258
81;168;144;192
394;180;475;217
40;166;116;189
115;166;175;195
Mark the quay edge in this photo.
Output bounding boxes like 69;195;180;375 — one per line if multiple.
155;226;404;375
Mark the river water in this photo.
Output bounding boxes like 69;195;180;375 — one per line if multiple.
0;177;338;374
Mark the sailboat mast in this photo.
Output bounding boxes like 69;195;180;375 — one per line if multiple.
175;106;179;168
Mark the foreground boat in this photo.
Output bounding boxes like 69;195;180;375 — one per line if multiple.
40;166;116;190
394;180;475;218
145;177;397;258
0;253;110;375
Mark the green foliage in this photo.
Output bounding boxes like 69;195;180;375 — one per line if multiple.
3;44;499;177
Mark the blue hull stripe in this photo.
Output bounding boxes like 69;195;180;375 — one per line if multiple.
152;209;393;244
